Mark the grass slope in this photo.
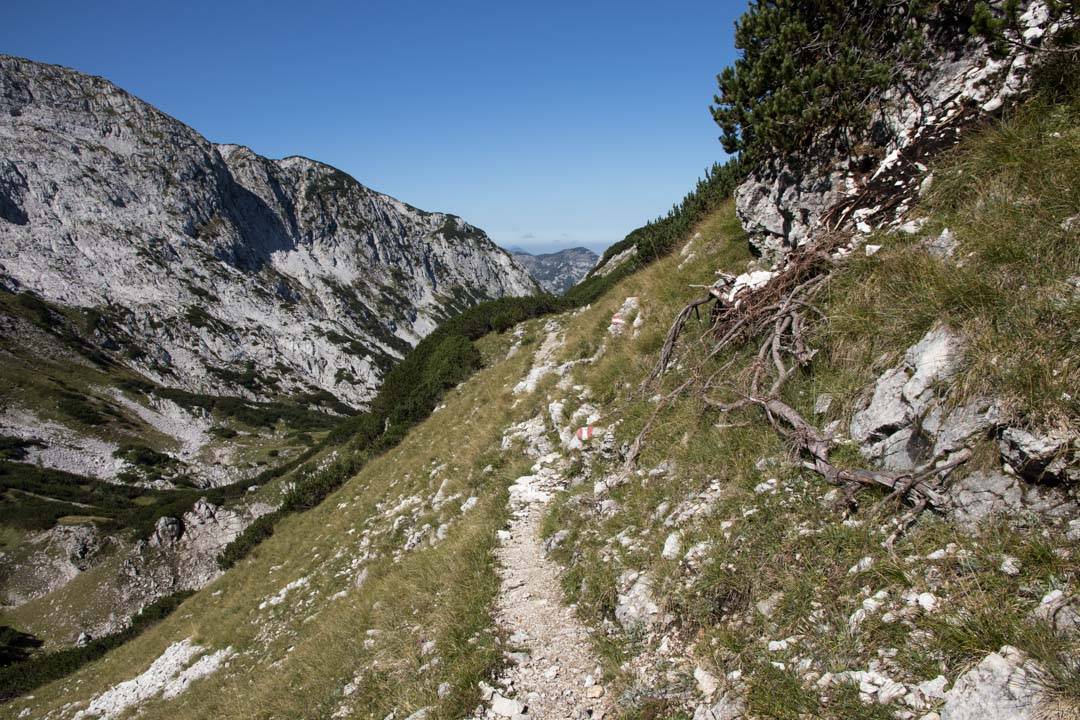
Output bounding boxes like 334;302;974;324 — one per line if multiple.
539;95;1079;717
5;92;1077;720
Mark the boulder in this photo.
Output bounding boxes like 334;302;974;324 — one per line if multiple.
149;516;183;548
615;571;660;631
998;427;1076;483
940;646;1043;720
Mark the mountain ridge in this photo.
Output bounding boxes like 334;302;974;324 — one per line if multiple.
0;54;538;409
509;246;598;294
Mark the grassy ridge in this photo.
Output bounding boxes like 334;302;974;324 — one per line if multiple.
538;91;1080;717
217;151;746;568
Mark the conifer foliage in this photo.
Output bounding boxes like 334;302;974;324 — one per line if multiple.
711;1;963;162
712;1;1078;164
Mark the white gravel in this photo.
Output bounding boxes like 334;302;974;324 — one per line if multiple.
73;638;233;719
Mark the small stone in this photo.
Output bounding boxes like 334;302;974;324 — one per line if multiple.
999;556;1021;576
661;532;681;560
848;556;874;575
755;591;784;619
586;685;605;699
917;593;938;612
491;694;523;717
924;228;957;259
694;666;719;696
753;478;778;495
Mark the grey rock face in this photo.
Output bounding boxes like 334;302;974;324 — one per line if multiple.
510;247;598;294
948;470;1076;529
999;426;1077;483
0;55;538;408
735;2;1052;259
734;161;846;259
850;324;979;471
940;646;1043;720
614;571;660;631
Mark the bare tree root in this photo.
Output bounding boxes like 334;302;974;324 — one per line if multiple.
624;232;968;528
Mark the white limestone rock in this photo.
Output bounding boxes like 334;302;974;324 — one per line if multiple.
939;646;1043;720
614;571;660;631
0;54;537;410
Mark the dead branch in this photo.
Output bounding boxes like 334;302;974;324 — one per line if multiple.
622;228;968;525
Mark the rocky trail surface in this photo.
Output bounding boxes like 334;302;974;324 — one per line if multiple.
478;324;612;720
489;457;610;720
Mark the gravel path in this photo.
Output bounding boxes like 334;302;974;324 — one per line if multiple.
487;453;611;719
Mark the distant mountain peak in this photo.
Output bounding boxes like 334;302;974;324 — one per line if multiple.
510;247;599;294
0;53;539;408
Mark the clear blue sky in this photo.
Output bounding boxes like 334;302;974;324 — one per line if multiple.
3;0;744;255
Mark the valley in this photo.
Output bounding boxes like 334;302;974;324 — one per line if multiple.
0;1;1078;719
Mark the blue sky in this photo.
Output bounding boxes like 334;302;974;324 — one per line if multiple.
3;0;744;254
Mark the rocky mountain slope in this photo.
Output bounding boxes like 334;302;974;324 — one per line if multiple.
0;53;536;655
9;99;1077;712
509;247;598;294
0;54;537;410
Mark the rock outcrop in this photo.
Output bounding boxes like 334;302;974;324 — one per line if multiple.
0;54;538;408
0;524;105;606
735;1;1055;261
939;646;1044;720
849;324;998;471
848;324;1078;525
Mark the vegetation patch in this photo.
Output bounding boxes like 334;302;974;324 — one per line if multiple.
0;591;192;701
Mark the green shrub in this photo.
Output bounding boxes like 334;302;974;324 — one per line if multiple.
112;443;174;469
0;436;42;461
209;425;238;439
56;392;109;426
0;591;192;700
0;627;42;668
